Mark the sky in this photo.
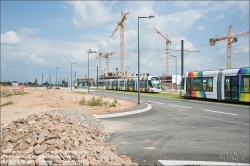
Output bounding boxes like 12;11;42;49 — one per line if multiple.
1;1;249;84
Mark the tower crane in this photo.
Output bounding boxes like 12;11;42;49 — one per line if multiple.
103;51;114;76
95;52;104;75
209;25;250;69
110;11;129;78
153;27;172;76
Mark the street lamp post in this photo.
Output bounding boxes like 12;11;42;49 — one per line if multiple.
138;15;154;104
49;71;53;86
56;68;60;87
170;55;177;92
87;49;97;93
71;63;76;91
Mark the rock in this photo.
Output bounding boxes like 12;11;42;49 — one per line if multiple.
61;160;77;165
35;155;48;166
26;160;35;165
34;145;46;155
4;134;12;142
2;148;13;155
26;137;32;144
110;145;116;152
37;135;46;145
18;143;29;150
1;111;138;166
89;158;95;166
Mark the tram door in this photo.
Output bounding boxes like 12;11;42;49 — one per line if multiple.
186;78;191;97
224;76;238;100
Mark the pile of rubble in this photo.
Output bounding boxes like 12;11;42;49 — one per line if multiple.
1;109;138;165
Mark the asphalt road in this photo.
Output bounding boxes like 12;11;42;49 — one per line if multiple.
91;90;250;165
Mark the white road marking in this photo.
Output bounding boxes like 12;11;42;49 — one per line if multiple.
202;109;238;116
158;160;248;166
143;147;155;150
169;104;191;109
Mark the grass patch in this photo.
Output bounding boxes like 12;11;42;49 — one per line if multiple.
13;91;29;95
89;96;103;106
79;97;86;106
1;90;14;98
1;101;13;107
1;90;29;98
109;98;118;107
74;91;86;95
78;96;120;108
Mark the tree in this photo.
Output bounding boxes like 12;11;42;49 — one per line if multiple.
34;78;38;88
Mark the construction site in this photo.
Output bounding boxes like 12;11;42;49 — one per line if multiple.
73;12;249;90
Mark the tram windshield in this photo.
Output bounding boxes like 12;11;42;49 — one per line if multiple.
151;77;161;89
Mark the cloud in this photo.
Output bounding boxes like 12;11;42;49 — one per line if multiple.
30;54;47;65
213;13;224;21
1;31;20;46
19;28;40;36
197;25;204;30
239;1;249;20
67;1;113;28
63;5;67;9
174;1;191;8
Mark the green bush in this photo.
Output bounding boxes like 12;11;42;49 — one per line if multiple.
1;101;13;107
89;96;103;106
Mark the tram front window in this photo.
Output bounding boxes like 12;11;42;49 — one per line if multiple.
151;77;161;89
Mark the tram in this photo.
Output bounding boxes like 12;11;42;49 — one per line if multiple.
106;76;161;93
179;67;250;102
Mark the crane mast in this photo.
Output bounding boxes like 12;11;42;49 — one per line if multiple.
153;27;171;76
110;11;129;78
95;52;103;76
103;51;114;76
209;25;250;69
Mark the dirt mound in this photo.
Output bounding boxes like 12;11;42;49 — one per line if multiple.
1;111;138;165
0;85;9;91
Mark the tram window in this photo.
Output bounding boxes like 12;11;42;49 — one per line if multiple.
193;78;203;91
120;81;124;87
203;77;213;92
148;80;153;88
231;77;237;92
241;76;250;93
225;77;231;92
140;80;145;87
180;78;184;90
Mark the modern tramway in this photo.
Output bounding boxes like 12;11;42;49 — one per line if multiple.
179;67;250;102
106;76;161;93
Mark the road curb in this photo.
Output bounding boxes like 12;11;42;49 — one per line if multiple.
93;103;152;119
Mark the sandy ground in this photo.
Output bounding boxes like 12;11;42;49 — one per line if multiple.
0;86;135;127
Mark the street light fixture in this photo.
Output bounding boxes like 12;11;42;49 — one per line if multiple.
170;55;177;92
56;68;60;87
71;63;76;91
138;15;154;104
87;49;97;93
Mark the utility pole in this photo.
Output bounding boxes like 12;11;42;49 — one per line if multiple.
181;40;184;76
97;66;98;89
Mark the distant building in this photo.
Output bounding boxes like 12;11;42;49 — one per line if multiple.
11;82;18;87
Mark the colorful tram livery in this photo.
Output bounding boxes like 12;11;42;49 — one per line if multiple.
179;67;250;102
106;76;161;93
